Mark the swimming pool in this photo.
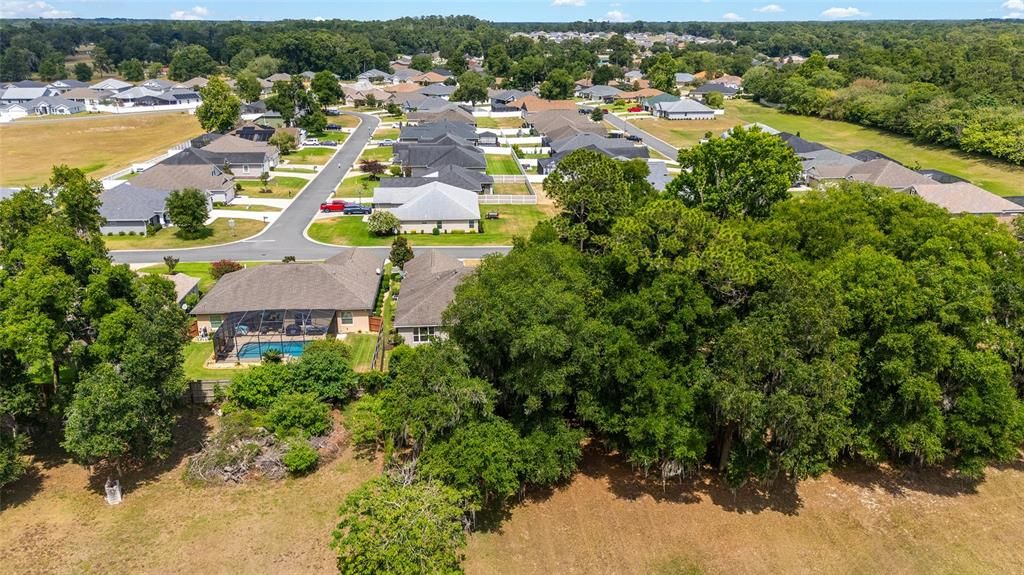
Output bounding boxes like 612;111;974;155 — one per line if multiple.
237;341;311;360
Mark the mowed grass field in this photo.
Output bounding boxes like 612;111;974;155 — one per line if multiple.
104;218;266;250
0;112;204;187
629;100;1024;196
2;434;1022;575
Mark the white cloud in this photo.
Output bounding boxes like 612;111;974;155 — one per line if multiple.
551;0;585;6
722;12;744;21
604;10;629;21
753;4;784;13
821;6;867;18
1002;0;1024;9
169;6;209;20
0;1;73;18
1005;11;1023;18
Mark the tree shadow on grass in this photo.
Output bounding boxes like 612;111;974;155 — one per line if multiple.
1;464;45;511
830;459;1003;499
577;444;802;516
86;406;213;498
174;226;213;241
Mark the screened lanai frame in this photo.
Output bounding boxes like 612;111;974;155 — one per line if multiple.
212;308;336;362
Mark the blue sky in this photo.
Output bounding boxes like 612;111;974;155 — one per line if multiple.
1;0;1020;22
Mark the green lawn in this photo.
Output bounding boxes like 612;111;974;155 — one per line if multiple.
631;100;1024;196
104;218;266;250
336;174;388;196
183;341;246;381
358;146;394;162
316;132;349;143
138;261;270;292
486;155;521;175
237;176;308;199
217;203;281;212
308;205;549;247
347;334;377;372
372;128;400;140
475;116;525;129
282;146;335;165
492;182;532;195
273;166;317;174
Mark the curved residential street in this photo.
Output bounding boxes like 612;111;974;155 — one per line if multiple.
110;112;512;264
603;113;680;160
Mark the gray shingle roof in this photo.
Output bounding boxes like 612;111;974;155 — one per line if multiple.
395;144;486;171
394;250;470;328
418;84;457;97
378;165;492;192
390;185;480;222
654;98;714;114
400;120;478;142
910;183;1024;215
98;183;173;222
191;250;382;315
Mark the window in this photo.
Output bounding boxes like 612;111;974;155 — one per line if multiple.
437;221;443;228
210;315;223;329
242;164;250;173
469;220;476;229
340;311;353;325
413;327;436;343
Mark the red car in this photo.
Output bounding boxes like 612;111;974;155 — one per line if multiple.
320;200;347;212
628;106;643;113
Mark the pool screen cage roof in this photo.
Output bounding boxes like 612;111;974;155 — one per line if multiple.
213;308;336;362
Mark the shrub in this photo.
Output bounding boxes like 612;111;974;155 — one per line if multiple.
266;392;332;437
282;255;296;263
366;210;399;235
432;227;440;235
292;340;358;402
343;395;386;447
128;230;136;236
262;349;284;363
118;231;126;236
387;165;402;177
182;292;200;310
146;222;163;235
227;362;294;410
282;439;319;476
210;259;243;279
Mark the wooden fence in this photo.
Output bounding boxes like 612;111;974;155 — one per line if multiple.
183;380;228;405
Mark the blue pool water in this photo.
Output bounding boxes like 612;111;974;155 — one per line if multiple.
237;341;310;360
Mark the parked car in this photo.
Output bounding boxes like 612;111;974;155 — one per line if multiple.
304;138;320;146
325;109;340;116
304;325;328;335
626;134;643;142
343;204;372;215
320;200;347;212
602;109;610;114
326;123;341;131
321;140;337;146
627;106;643;113
379;139;395;146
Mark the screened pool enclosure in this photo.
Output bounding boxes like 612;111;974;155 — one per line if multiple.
212;308;338;362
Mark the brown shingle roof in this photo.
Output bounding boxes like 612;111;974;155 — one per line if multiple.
509;95;576;113
910;183;1024;216
191;250;382;315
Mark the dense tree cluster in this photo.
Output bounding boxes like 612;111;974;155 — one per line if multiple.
741;52;1024;164
0;167;191;496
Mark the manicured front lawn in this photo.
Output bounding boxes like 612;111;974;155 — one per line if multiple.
316;132;349;143
629;99;1024;196
329;114;360;128
282;146;336;165
138;261;270;292
336;174;388;196
237;176;308;199
104;218;266;250
307;205;549;246
486;155;521;175
219;203;281;212
273;166;317;174
372;128;400;140
358;145;393;162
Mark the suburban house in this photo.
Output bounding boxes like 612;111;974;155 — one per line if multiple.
675;72;696;85
408;104;476;124
61;87;113;109
399;120;479;143
191;133;280;176
89;78;133;92
418;84;457;99
264;73;292;84
377;164;494;194
129;148;237;203
412;71;449;85
191;250;384;362
624;70;645;82
394;142;487;177
0;86;51;104
809;158;936;190
141;78;176;91
488;89;529;110
578;85;623;101
23;96;85;115
98;182;177;235
707;74;743;89
110;86;200;107
357;69;393;84
653;98;715;120
691;83;739;100
909;183;1024;220
508;95;576;114
642;92;681;112
161;273;201;306
46;79;89;93
393;250;471;346
175;77;210;89
538;132;650;174
528;110;606;142
384;183;482;234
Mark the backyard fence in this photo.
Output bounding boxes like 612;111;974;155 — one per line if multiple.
184;380;228;405
478;195;537;205
490;174;528;184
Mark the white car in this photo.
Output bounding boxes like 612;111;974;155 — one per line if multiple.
379;139;395;146
304;138;320;146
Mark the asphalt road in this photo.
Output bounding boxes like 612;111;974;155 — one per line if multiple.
604;113;680;160
110;113;512;265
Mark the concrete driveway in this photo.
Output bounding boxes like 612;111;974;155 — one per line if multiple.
604;113;680;161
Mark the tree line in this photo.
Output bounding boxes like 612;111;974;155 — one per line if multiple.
328;131;1024;572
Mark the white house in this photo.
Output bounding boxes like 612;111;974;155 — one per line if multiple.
653;98;716;120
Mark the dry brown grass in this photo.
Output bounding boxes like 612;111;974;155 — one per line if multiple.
0;409;378;575
0;112;203;187
465;450;1024;575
